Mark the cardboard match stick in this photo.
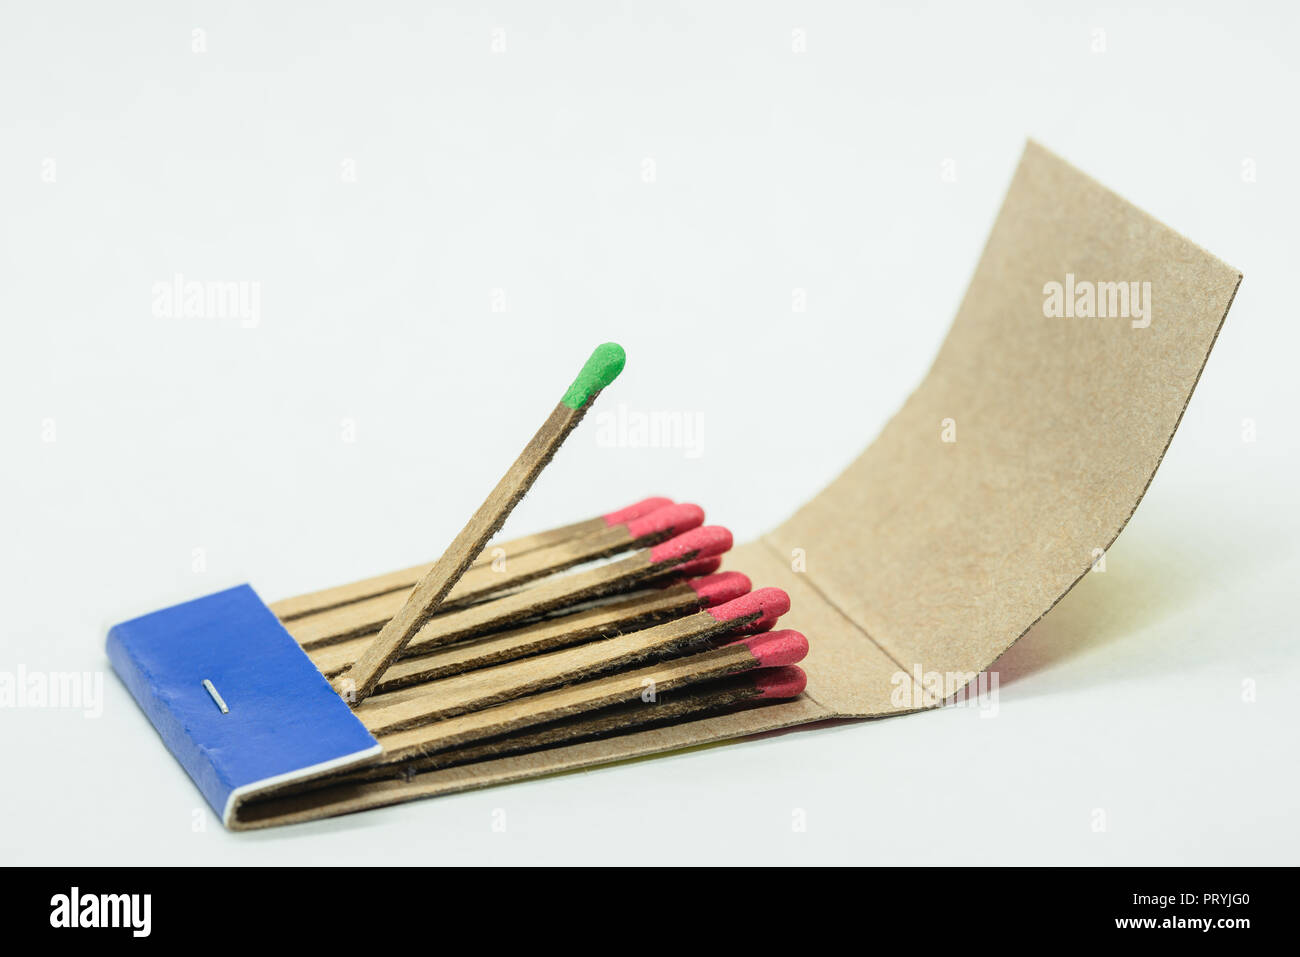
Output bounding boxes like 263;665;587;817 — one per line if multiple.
316;572;753;691
287;502;705;647
367;629;810;765
434;502;705;606
322;525;734;674
268;496;674;622
363;666;809;781
287;513;716;651
304;532;735;675
354;588;793;734
261;667;808;799
338;342;627;705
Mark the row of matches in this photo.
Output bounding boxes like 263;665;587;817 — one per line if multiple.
262;497;808;795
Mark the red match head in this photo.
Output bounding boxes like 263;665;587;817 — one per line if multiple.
706;587;790;632
625;503;705;539
753;666;807;699
649;526;733;565
601;497;673;526
686;571;752;607
729;629;808;667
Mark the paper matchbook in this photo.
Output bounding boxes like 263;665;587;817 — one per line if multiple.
108;143;1241;829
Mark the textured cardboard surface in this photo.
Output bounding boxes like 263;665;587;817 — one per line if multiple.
769;140;1241;710
233;141;1240;827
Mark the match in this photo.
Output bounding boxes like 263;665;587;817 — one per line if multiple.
354;587;793;733
287;501;705;647
268;496;674;622
337;342;627;704
316;572;754;691
368;629;810;765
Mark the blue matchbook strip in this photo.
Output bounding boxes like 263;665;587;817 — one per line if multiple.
107;584;381;827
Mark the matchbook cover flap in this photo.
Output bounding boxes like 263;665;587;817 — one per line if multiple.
768;140;1242;717
106;585;381;826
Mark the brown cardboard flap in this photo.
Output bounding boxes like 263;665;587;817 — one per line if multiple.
770;140;1240;713
238;141;1239;827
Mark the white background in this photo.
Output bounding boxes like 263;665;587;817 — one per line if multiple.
2;1;1297;865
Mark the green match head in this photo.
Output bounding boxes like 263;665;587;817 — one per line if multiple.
561;342;626;409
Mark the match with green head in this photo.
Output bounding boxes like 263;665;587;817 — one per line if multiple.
561;342;626;409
